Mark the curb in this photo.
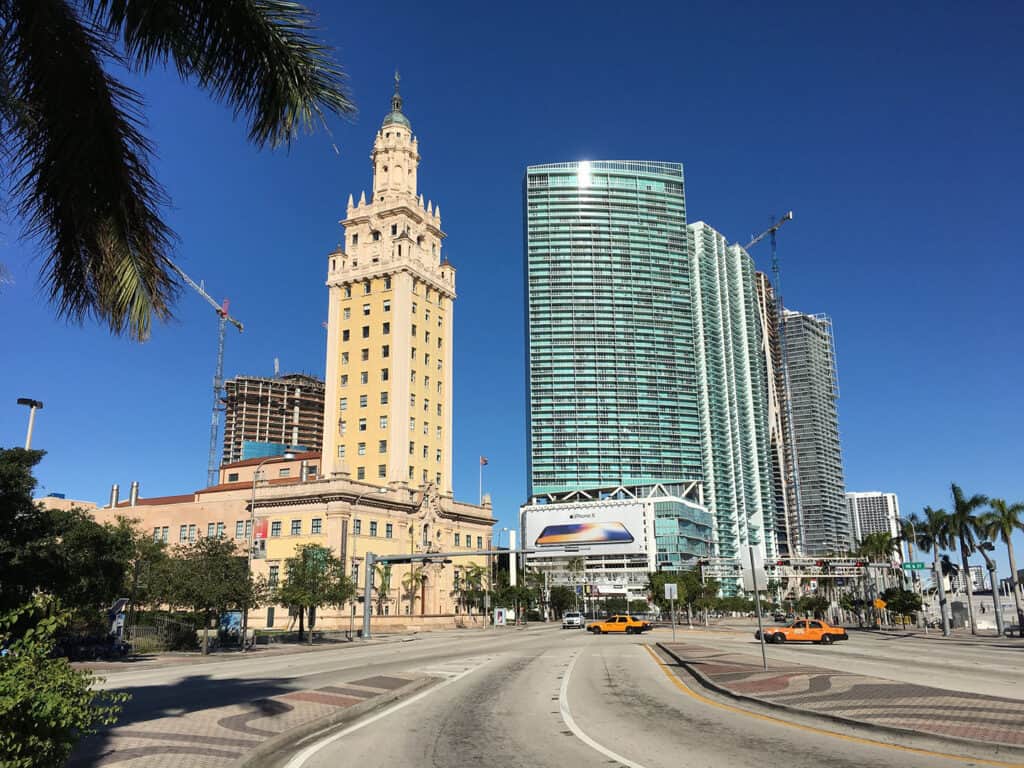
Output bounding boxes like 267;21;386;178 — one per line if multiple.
655;643;1024;760
233;676;438;768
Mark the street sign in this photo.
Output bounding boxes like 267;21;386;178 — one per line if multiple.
873;598;887;609
902;562;925;570
664;583;678;600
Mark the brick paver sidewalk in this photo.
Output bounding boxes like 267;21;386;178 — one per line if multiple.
70;672;426;767
659;641;1024;748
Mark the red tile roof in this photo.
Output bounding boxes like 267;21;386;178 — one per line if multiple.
219;450;321;470
115;493;195;508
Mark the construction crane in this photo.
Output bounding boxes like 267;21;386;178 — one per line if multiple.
745;211;793;283
166;260;244;487
745;212;800;554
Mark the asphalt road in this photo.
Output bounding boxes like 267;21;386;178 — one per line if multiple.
258;627;1008;768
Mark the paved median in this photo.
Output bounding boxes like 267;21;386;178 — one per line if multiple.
658;640;1024;752
70;673;430;768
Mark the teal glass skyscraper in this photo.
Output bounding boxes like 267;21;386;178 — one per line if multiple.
524;161;701;495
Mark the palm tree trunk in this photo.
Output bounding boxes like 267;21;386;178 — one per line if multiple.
934;548;950;636
1008;540;1024;638
959;539;977;634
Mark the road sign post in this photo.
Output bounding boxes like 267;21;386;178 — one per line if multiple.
748;546;768;672
665;582;678;643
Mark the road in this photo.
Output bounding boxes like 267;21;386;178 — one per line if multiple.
85;625;1021;768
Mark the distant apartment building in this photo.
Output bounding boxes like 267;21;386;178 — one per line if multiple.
689;222;777;561
755;273;799;556
221;373;325;465
846;491;900;544
949;565;989;594
782;310;848;555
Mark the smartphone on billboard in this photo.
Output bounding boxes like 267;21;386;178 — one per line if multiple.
535;522;634;546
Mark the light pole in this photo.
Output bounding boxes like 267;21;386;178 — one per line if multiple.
16;398;43;449
349;487;388;621
242;451;294;651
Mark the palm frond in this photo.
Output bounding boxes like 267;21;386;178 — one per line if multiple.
89;0;356;149
5;0;177;339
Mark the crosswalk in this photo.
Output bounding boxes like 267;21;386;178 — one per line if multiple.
416;655;495;679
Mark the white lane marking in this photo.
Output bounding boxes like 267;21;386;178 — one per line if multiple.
559;652;650;768
282;661;485;768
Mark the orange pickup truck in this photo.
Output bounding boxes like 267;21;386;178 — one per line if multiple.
755;619;848;645
587;615;652;635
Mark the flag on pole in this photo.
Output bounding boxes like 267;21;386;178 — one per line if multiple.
480;456;489;466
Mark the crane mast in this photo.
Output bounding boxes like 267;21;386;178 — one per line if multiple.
166;260;244;487
746;212;801;555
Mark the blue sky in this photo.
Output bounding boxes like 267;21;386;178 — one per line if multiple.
1;2;1021;577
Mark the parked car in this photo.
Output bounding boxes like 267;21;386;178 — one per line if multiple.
587;615;652;635
772;612;787;622
755;618;848;645
561;611;584;629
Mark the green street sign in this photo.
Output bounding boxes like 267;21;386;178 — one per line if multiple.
902;562;925;570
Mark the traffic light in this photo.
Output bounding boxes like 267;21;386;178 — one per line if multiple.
854;560;866;568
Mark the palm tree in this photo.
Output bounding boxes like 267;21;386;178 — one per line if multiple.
373;563;392;616
917;506;953;636
948;483;988;634
463;563;488;615
402;568;426;617
982;499;1024;637
0;0;355;340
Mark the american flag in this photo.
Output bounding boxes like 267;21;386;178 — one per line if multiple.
480;456;489;466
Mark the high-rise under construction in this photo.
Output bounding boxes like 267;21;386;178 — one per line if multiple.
221;373;325;466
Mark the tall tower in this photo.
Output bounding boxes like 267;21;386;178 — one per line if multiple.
524;161;701;495
782;310;847;554
322;76;456;495
755;273;800;557
689;222;777;562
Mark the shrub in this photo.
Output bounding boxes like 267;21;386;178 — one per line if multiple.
0;601;127;767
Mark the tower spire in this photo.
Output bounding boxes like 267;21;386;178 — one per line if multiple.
392;69;402;113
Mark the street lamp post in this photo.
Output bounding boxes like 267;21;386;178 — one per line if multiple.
349;487;388;628
901;519;927;634
242;451;294;652
16;398;43;449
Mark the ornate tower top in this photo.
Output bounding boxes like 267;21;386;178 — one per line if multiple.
382;69;410;129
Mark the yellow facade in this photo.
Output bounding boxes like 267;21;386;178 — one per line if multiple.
322;78;455;496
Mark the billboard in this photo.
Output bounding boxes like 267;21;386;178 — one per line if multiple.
523;501;646;558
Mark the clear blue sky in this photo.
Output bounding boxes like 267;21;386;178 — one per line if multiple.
2;2;1021;577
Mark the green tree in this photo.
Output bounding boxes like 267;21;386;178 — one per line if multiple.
278;544;353;643
796;594;830;619
0;448;145;627
402;567;427;617
0;0;355;340
917;506;953;635
948;483;988;634
0;599;127;767
628;599;651;614
164;537;253;654
881;587;923;626
981;499;1024;637
373;563;392;616
460;563;487;615
548;586;575;616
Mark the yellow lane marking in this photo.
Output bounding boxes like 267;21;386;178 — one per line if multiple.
642;644;1023;768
